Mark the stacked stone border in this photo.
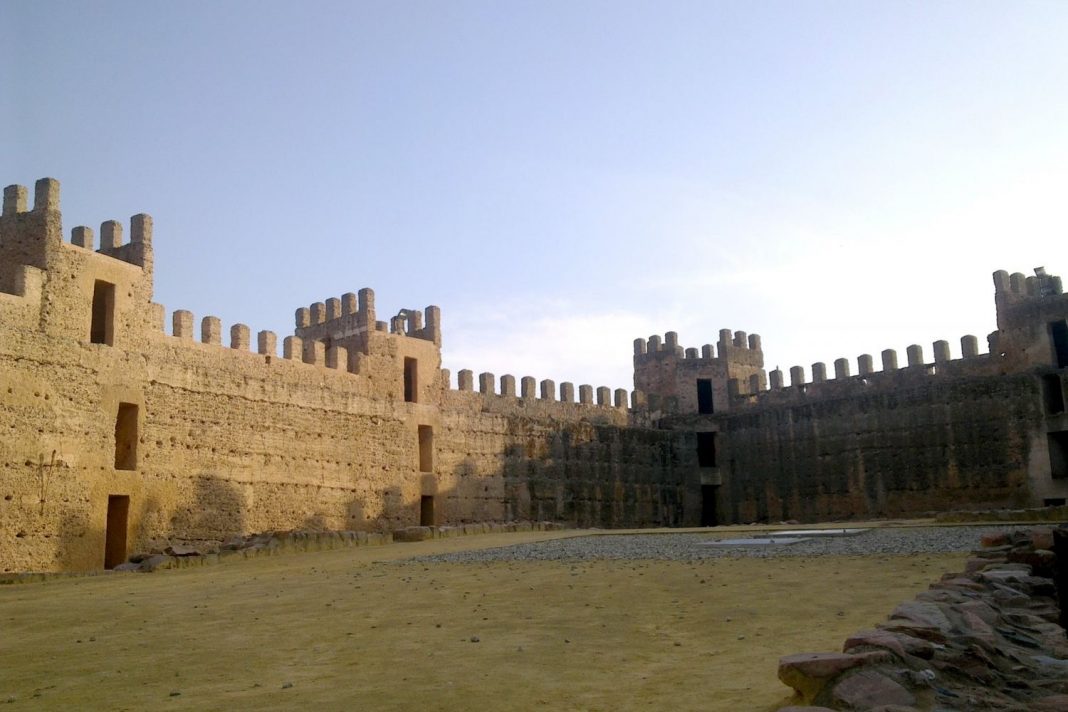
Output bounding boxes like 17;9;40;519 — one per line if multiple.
776;526;1068;711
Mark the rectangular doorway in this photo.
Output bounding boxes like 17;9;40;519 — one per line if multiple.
115;403;138;470
697;432;717;468
90;280;116;345
420;495;434;526
1051;431;1068;479
1052;320;1068;369
697;379;714;414
700;485;719;526
104;495;129;569
1044;374;1065;414
404;357;418;403
418;425;433;473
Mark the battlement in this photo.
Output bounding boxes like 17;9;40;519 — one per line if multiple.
2;178;59;215
445;366;632;414
633;328;763;367
1;179;153;274
986;266;1068;371
742;333;992;409
293;288;442;356
993;267;1063;302
166;305;365;374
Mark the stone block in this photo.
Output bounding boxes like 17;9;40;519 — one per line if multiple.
830;670;915;709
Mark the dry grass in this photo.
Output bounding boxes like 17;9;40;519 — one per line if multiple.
0;530;964;711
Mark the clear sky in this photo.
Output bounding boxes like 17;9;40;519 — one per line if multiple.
4;2;1068;391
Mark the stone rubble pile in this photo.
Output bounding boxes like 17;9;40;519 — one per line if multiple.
114;521;566;572
776;527;1068;711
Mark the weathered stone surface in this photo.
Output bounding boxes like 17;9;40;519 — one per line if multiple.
888;601;954;632
843;629;933;660
830;670;916;709
393;526;434;542
1032;528;1055;551
778;652;881;701
981;532;1010;547
139;555;174;572
779;528;1068;710
1032;694;1068;711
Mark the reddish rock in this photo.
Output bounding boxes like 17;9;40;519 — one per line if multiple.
1032;694;1068;711
981;532;1010;547
830;670;916;709
778;652;884;702
1032;527;1055;550
1008;547;1056;575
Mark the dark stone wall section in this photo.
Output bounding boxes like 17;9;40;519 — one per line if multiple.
715;375;1041;524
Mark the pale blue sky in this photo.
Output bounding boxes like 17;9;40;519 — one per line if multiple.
4;2;1068;390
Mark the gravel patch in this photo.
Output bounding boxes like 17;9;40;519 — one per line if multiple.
409;526;1032;564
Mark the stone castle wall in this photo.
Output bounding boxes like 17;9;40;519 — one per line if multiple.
716;373;1042;523
4;176;1068;573
629;267;1068;527
0;179;688;573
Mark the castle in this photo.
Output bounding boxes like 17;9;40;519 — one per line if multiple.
2;178;1067;572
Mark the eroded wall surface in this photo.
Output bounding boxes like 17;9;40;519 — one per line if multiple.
5;177;1068;573
0;179;684;573
714;374;1041;523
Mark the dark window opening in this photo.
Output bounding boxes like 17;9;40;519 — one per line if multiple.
418;425;433;473
115;403;138;471
90;280;116;345
697;379;714;414
1044;497;1066;507
1044;375;1065;414
104;494;129;569
700;485;719;526
404;357;418;403
1050;431;1068;479
420;495;434;526
1052;320;1068;369
697;432;717;468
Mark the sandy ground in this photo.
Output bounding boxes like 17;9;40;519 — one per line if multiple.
0;529;965;711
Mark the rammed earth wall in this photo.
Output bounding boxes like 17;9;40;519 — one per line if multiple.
0;179;689;573
713;374;1042;523
4;176;1068;573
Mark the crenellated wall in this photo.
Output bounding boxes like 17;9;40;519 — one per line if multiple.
633;328;765;415
643;267;1068;526
4;176;1068;572
713;371;1043;523
0;178;688;573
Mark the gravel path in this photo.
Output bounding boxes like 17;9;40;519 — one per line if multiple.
410;526;1030;563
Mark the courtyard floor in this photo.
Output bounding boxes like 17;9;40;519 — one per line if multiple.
0;526;971;711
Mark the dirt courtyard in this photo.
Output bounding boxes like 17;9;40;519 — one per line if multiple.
0;529;965;711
